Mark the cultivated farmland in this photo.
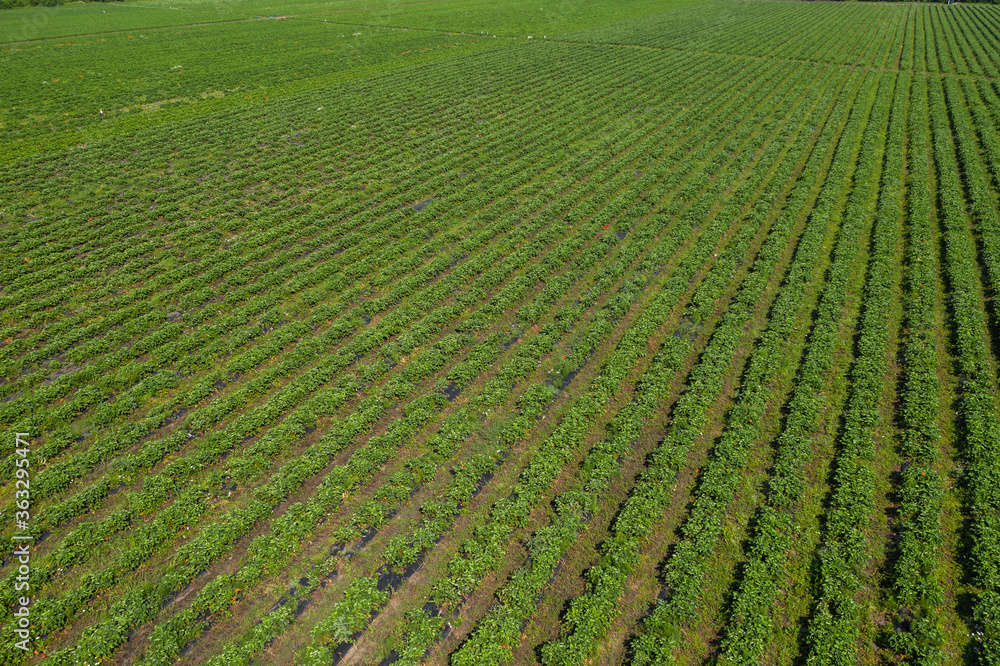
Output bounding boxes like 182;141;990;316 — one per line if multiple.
1;0;1000;663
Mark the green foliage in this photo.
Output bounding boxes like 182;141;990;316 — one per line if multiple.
312;576;388;644
2;2;999;665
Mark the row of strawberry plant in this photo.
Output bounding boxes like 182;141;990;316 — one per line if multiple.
942;64;1000;663
899;6;916;71
141;174;716;656
1;52;616;498
6;328;468;657
2;195;597;632
695;68;882;662
4;198;539;542
0;45;580;420
153;254;637;666
1;42;664;540
802;70;905;665
941;8;983;75
35;46;756;660
392;59;836;661
920;7;942;73
928;8;959;74
623;65;870;666
423;55;807;614
959;7;1000;73
131;180;672;666
884;70;948;662
4;104;565;484
33;268;537;666
910;4;927;72
7;37;704;404
0;141;464;438
0;35;568;378
131;49;782;665
948;77;1000;331
926;69;1000;664
311;87;792;661
1;45;704;580
532;62;855;666
1;182;613;641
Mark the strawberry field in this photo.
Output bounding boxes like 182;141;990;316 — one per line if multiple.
2;0;1000;663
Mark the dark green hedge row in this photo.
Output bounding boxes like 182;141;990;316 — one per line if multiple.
850;0;998;4
1;0;120;9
